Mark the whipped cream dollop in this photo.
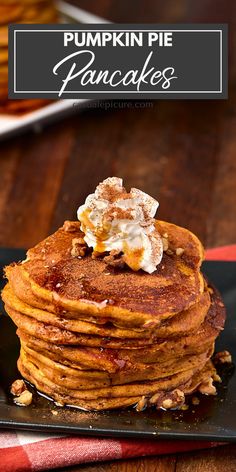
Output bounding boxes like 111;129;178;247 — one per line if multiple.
77;177;163;273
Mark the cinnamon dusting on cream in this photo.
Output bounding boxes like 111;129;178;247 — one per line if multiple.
77;177;163;273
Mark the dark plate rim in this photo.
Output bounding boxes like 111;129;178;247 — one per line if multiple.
0;419;235;441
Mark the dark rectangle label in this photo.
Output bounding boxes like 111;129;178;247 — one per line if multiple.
8;24;228;99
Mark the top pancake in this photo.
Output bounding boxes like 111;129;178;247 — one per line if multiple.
5;220;204;329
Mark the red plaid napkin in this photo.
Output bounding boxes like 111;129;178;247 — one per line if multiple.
0;245;235;472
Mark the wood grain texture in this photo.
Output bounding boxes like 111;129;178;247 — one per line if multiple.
0;122;75;247
0;0;236;470
176;444;236;472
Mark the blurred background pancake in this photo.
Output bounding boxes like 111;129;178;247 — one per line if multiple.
0;0;58;115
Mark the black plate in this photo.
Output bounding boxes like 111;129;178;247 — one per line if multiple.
0;248;235;441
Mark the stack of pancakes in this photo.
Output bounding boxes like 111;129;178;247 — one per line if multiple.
2;220;226;411
0;0;57;114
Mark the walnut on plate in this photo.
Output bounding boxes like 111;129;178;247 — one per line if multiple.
10;379;26;396
10;379;33;407
198;377;216;395
161;389;185;409
13;390;33;407
214;350;232;364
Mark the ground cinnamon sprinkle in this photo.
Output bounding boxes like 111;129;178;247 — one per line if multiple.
97;183;126;202
106;206;134;221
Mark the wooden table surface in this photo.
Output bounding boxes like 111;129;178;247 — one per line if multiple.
1;0;236;470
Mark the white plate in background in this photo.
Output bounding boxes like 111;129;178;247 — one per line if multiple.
0;1;109;140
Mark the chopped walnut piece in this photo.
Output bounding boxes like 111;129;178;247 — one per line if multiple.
71;238;87;257
135;396;147;412
176;247;184;256
166;249;174;256
13;390;33;406
63;220;80;232
198;377;216;395
10;379;27;396
162;237;169;251
161;389;185;409
212;372;222;383
103;250;126;269
214;350;232;364
162;398;173;409
149;392;161;405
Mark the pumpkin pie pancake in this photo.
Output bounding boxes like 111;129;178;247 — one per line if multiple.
3;177;226;411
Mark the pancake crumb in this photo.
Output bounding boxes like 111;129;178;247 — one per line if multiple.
191;396;200;405
180;404;189;411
